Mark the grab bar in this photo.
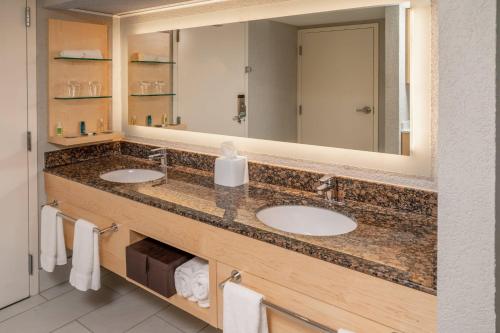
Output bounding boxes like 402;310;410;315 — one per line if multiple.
219;270;337;333
42;200;119;235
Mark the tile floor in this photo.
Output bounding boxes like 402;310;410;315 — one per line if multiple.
0;270;221;333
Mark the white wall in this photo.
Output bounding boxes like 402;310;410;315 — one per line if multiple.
247;20;298;143
438;0;497;331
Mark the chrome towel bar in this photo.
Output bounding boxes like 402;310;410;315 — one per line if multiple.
219;270;337;333
42;200;118;236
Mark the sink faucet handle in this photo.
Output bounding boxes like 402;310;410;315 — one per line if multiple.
319;174;335;183
150;147;167;153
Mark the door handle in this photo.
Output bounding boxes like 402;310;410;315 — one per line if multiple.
356;106;372;114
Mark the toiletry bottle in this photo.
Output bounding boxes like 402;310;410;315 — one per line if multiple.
80;121;86;135
176;116;181;125
98;118;104;133
162;113;168;127
56;122;63;136
146;115;152;127
132;115;137;125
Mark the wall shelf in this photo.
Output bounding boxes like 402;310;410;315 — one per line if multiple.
131;60;175;64
54;95;112;100
54;57;112;61
48;132;121;146
130;93;176;97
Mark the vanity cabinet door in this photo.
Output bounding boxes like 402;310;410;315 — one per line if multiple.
216;262;397;333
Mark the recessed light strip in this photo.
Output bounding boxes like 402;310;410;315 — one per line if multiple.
118;0;229;18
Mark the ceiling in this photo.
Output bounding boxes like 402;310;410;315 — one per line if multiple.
42;0;212;15
271;6;387;27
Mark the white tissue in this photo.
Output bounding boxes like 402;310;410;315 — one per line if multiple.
220;141;238;159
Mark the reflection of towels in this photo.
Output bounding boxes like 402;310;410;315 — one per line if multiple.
223;282;268;333
40;206;67;272
69;219;100;291
192;269;210;308
174;257;207;299
59;49;103;59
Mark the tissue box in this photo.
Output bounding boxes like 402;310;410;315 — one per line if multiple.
214;156;249;187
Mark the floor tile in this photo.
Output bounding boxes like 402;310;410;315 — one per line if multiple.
102;272;137;296
156;306;207;333
0;296;46;323
40;282;73;300
0;287;117;333
199;325;222;333
79;288;167;333
127;315;183;333
53;321;91;333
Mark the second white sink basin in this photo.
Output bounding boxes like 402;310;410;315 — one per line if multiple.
100;169;165;183
256;205;356;236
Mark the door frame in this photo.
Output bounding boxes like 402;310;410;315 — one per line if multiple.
297;23;379;151
27;0;39;296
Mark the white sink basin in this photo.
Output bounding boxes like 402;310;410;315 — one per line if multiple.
256;205;357;236
100;169;164;183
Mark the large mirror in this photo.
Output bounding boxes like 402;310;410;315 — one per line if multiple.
127;4;412;155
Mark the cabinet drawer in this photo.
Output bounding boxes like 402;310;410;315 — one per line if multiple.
216;262;398;333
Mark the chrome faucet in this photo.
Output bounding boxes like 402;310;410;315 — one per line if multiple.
316;174;343;204
148;147;168;178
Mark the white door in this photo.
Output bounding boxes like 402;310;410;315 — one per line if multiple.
298;24;378;151
177;23;247;137
0;0;30;308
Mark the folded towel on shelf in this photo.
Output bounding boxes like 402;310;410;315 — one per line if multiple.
192;268;210;308
82;49;103;59
338;329;356;333
223;282;268;333
59;49;103;59
174;257;208;300
40;205;67;272
69;219;100;291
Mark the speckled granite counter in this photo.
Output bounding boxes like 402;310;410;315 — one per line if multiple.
45;154;437;295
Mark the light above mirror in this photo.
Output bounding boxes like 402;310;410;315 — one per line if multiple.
127;4;413;155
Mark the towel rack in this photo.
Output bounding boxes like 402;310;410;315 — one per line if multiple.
42;200;119;235
219;270;338;333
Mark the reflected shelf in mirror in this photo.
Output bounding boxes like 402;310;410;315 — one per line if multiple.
54;95;112;100
54;57;112;61
131;60;176;64
130;93;176;97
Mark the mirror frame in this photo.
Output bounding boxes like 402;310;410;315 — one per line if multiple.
114;0;432;178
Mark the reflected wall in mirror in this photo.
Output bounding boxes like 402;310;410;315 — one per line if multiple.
127;4;412;155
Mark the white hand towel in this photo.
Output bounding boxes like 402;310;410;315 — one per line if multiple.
40;205;67;272
338;329;356;333
59;50;85;58
174;257;207;299
82;49;103;59
192;269;210;308
69;219;100;291
223;282;268;333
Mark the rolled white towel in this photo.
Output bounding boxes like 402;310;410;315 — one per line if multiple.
174;257;207;299
82;49;103;59
59;50;85;58
192;269;210;308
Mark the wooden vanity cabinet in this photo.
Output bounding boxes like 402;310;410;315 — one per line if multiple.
45;173;436;333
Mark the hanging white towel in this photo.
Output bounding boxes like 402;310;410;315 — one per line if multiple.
192;269;210;308
223;282;268;333
40;205;67;272
174;257;207;299
69;219;100;291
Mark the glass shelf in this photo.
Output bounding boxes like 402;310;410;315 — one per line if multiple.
130;93;176;97
131;60;176;64
54;57;112;61
54;96;112;100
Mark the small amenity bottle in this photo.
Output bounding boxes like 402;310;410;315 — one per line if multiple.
56;122;63;137
80;121;86;135
146;115;152;127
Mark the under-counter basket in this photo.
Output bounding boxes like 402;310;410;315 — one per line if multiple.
126;238;193;298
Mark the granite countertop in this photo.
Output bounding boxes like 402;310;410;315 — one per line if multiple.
45;154;437;295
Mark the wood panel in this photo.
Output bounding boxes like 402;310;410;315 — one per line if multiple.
401;131;410;156
45;173;436;333
48;19;113;145
128;32;174;127
216;262;397;333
